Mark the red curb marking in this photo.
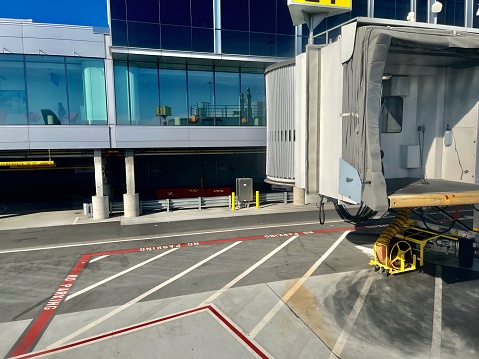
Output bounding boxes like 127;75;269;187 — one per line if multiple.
11;306;269;359
8;254;91;358
9;225;359;357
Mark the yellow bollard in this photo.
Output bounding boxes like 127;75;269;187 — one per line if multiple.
256;191;260;209
231;192;235;211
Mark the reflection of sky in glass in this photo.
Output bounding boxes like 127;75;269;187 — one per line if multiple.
215;72;240;106
159;69;187;118
188;70;214;109
241;73;265;104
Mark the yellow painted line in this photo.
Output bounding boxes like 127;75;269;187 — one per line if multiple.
0;160;55;168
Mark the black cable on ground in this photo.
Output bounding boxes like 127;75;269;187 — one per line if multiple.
473;204;479;212
317;195;326;225
333;201;378;224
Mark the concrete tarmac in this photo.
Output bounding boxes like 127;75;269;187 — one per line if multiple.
1;202;479;359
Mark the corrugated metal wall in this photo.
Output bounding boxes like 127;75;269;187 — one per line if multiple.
265;62;295;184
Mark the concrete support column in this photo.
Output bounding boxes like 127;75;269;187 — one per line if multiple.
293;187;305;205
123;149;140;217
92;149;109;219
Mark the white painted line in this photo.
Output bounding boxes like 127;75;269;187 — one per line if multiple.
431;265;443;359
89;255;109;263
248;230;351;339
72;217;80;225
355;245;374;258
329;272;375;359
199;235;299;306
46;241;242;349
0;219;345;255
67;249;177;301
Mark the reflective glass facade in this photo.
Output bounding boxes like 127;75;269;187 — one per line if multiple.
0;54;107;125
110;0;214;52
113;60;265;126
110;0;295;57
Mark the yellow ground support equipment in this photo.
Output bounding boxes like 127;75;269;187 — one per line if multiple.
369;208;460;275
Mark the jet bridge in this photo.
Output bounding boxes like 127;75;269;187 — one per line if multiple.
265;18;479;268
266;18;479;213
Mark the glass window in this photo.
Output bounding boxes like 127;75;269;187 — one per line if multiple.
277;0;294;35
250;33;276;57
128;22;161;49
375;0;410;20
111;20;128;47
25;56;67;126
161;25;192;51
351;0;368;18
240;72;265;126
131;63;159;125
416;0;428;22
110;0;127;20
192;28;214;53
159;65;188;124
214;71;240;126
438;0;465;26
221;30;249;55
126;0;159;22
160;0;191;26
276;34;294;57
221;0;249;31
250;0;276;33
381;96;403;133
114;61;131;125
0;55;27;125
187;69;214;124
66;58;107;125
191;0;213;28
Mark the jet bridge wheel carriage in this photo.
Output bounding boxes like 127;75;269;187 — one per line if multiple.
369;207;461;275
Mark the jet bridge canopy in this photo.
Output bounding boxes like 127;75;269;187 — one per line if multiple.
342;24;479;211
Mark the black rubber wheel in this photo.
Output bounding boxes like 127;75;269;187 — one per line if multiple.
374;264;379;272
385;269;390;277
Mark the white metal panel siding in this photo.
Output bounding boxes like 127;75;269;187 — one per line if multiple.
265;63;295;182
0;127;29;149
0;22;106;58
115;126;267;148
28;126;110;149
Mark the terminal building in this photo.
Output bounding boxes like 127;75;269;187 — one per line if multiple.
0;0;477;217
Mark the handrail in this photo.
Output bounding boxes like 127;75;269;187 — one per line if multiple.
100;192;293;215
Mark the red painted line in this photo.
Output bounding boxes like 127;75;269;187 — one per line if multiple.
12;306;268;359
208;306;269;358
8;254;91;358
87;226;356;258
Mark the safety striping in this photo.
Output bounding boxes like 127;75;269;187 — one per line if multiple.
7;254;92;358
9;305;269;359
0;219;348;254
7;227;350;357
46;242;242;350
431;265;443;359
66;249;178;301
199;235;299;306
329;272;375;359
248;230;351;339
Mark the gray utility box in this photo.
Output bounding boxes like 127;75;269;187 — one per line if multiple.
236;178;253;202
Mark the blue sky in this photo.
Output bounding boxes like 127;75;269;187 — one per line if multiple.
1;0;108;27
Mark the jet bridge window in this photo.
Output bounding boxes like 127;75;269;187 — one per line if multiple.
381;96;403;133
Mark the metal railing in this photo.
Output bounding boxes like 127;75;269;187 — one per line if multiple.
83;192;293;216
